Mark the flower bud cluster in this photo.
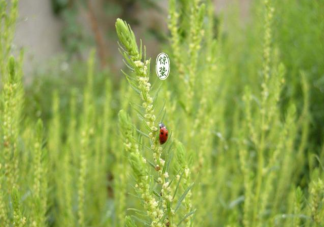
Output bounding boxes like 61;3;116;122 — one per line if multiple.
310;178;324;225
133;61;158;134
262;0;275;104
2;58;21;192
129;147;165;227
168;0;185;80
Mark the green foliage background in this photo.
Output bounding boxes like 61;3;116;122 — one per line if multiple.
1;0;324;226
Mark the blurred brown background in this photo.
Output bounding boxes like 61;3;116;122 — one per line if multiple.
14;0;251;79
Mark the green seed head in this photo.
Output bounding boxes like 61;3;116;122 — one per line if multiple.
129;152;145;179
174;141;186;171
115;18;139;60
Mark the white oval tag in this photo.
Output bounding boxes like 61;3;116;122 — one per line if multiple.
156;53;170;80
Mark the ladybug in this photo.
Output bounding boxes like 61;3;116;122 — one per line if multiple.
159;123;168;145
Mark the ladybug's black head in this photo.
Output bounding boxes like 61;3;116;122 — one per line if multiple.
159;123;166;129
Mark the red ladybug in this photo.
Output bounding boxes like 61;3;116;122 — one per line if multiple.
159;123;168;145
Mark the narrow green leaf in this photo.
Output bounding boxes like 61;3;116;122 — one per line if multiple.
146;158;156;169
136;128;150;139
172;172;184;200
175;183;194;212
127;208;147;216
123;59;135;71
153;190;161;198
177;209;197;226
132;215;150;227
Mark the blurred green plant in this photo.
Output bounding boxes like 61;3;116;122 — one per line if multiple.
1;0;324;227
116;18;195;226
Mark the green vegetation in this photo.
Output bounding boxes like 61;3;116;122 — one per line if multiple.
1;0;324;226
